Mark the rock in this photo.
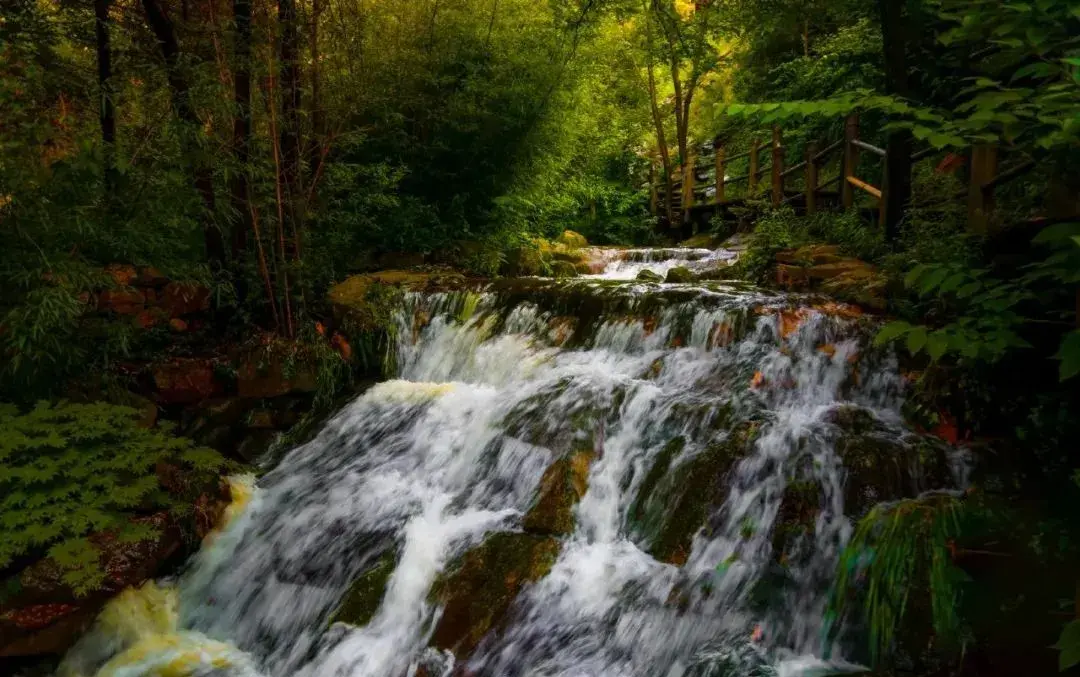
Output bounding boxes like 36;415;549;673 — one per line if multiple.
679;233;721;249
246;409;276;429
555;230;588;249
549;260;579;278
770;479;823;568
430;532;559;659
104;264;138;287
331;552;396;627
169;318;188;332
236;354;317;399
97;289;145;315
775;244;843;267
137;266;168;287
665;266;694;284
159;282;210;317
329;270;465;331
636;269;663;283
502;244;545;277
829;407;954;517
635;424;757;565
151;358;220;404
522;450;595;536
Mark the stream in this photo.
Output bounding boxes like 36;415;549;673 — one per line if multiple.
60;247;960;677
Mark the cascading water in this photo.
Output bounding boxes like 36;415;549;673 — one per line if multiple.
60;271;958;677
583;247;738;280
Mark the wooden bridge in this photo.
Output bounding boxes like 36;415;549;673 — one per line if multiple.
651;113;1036;237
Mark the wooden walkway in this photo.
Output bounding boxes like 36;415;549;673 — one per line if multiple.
651;113;1037;236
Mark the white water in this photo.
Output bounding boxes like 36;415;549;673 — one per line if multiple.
584;247;738;280
62;280;953;677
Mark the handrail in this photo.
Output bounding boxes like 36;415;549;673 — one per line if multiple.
780;159;807;178
910;146;937;162
982;159;1036;192
852;138;886;157
846;175;882;200
812;139;844;162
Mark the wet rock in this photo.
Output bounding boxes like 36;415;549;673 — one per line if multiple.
773;246;886;311
636;269;663;283
769;478;823;568
502;243;545;277
151;358;220;404
329;270;466;331
331;552;397;627
522;451;595;536
555;230;588;249
234;429;280;463
665;266;694;284
430;532;560;659
637;424;757;565
549;260;579;278
830;408;954;516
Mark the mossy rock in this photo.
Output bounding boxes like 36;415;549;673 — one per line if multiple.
556;230;588;249
636;269;663;283
331;551;396;627
836;431;953;517
549;260;580;279
501;244;546;277
665;266;694;284
769;478;823;567
522;451;595;536
636;424;757;565
328;270;466;330
430;532;560;659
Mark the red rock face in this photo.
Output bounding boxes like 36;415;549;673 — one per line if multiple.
151;358;221;404
98;288;146;315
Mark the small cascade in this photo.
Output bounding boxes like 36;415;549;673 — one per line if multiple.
583;247;738;280
63;278;958;677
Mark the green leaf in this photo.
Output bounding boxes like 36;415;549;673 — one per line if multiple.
1056;331;1080;380
875;321;912;346
1055;620;1080;670
906;327;929;355
1033;222;1080;243
927;332;950;362
919;268;950;295
904;264;930;289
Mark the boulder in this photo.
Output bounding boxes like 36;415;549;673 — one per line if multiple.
549;260;579;279
97;289;145;315
331;552;396;627
555;230;588;249
236;353;317;399
522;450;595;536
105;264;138;287
636;269;663;283
828;405;954;517
159;282;210;317
773;246;886;310
665;266;694;284
151;358;220;404
430;532;559;659
502;244;545;277
329;270;465;331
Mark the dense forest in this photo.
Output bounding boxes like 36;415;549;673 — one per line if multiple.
2;0;1080;675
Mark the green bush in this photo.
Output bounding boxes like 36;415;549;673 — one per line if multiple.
0;401;229;596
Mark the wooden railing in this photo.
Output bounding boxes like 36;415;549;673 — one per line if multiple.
651;113;1036;235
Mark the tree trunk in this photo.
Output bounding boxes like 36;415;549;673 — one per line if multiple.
879;0;912;244
142;0;227;271
230;0;252;264
94;0;115;196
278;0;303;258
644;8;675;227
308;0;323;173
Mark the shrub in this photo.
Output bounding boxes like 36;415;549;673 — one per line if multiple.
0;401;229;595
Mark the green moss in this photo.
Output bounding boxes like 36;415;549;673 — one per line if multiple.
630;436;685;527
665;266;694;284
331;551;397;627
523;451;595;536
430;532;560;658
636;269;662;282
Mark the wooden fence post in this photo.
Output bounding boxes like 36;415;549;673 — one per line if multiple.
771;126;784;207
749;138;760;196
841;113;859;210
714;138;725;205
805;141;819;214
968;144;998;234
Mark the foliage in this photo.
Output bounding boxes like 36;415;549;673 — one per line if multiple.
875;222;1080;380
0;401;228;595
833;494;970;665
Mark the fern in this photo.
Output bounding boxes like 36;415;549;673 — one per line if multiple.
0;401;229;596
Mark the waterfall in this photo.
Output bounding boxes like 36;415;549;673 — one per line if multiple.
61;262;958;677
